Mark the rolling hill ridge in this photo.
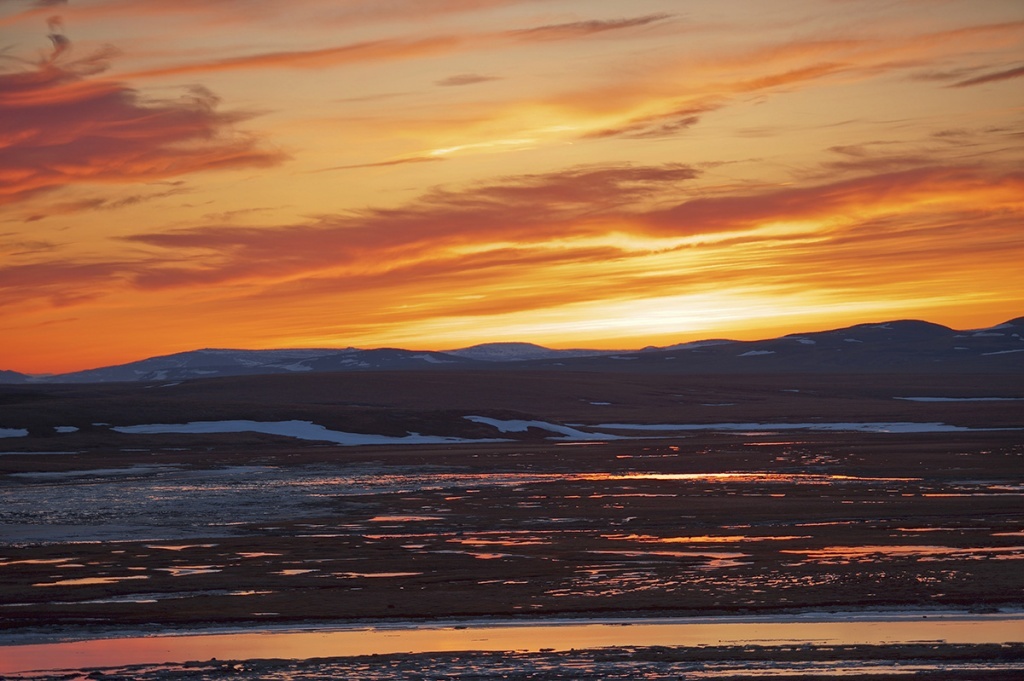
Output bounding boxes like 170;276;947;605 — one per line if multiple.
3;316;1022;384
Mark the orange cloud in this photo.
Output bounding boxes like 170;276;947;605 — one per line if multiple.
0;30;285;206
23;162;1002;313
119;12;673;80
68;0;545;27
122;36;465;80
3;157;1020;370
949;64;1024;88
118;163;702;288
642;166;1019;234
507;14;672;41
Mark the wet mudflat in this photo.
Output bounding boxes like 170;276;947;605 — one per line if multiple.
0;372;1022;677
2;432;1021;627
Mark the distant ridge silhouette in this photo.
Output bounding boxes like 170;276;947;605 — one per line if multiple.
3;316;1021;383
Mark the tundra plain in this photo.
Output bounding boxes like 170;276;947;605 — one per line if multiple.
1;371;1022;678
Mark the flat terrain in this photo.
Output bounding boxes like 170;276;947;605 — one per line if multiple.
1;371;1022;678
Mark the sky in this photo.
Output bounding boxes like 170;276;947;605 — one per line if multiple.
1;0;1022;374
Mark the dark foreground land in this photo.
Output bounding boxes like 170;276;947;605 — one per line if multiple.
1;371;1022;678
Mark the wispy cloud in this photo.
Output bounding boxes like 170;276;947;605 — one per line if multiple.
120;13;674;80
122;36;464;79
20;184;191;222
506;14;672;41
582;105;712;140
72;162;1016;303
122;163;703;291
0;28;285;206
949;64;1024;88
313;156;446;172
435;73;501;87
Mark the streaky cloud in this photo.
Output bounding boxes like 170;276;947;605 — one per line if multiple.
507;13;672;40
0;31;285;207
123;36;463;79
435;73;501;87
313;156;446;172
949;64;1024;88
122;13;673;80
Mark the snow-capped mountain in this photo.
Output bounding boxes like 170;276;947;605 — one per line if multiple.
3;317;1021;383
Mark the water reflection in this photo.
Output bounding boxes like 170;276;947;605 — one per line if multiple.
583;472;920;483
32;575;150;587
3;613;1023;675
783;545;1024;565
603;533;809;544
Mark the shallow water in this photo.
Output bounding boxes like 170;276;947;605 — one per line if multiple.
1;464;954;545
3;612;1023;675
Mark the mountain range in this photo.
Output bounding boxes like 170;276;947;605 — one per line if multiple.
3;317;1022;384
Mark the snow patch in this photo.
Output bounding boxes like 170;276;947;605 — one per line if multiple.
112;420;505;446
11;465;180;480
55;426;79;433
982;349;1024;356
411;354;455;364
739;350;775;357
271;363;313;372
0;428;29;438
844;338;863;343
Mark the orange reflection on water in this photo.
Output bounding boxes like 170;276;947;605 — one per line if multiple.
604;533;809;544
782;545;1024;564
0;558;74;566
32;575;150;587
579;472;919;483
4;615;1024;675
589;549;748;568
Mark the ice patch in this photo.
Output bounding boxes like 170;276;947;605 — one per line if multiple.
0;428;29;438
112;420;505;446
466;416;615;441
10;465;180;480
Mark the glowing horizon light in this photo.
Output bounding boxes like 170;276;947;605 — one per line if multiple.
0;0;1021;373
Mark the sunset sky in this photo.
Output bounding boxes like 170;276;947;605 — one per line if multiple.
2;0;1022;374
